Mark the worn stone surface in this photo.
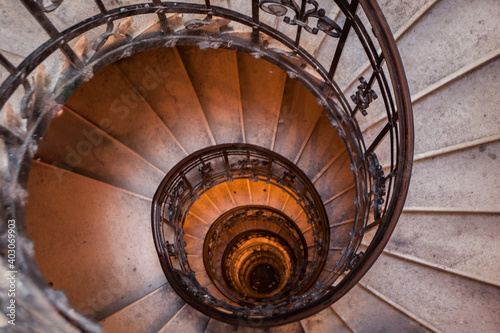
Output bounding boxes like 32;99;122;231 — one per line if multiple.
333;284;426;332
100;283;185;333
25;161;166;321
389;212;500;285
204;318;238;333
296;114;344;180
238;53;287;150
406;141;500;211
413;57;500;155
177;46;244;145
159;304;210;333
398;0;500;95
65;63;188;173
116;47;214;154
36;108;164;198
361;254;500;333
273;79;324;163
0;0;50;57
300;307;350;333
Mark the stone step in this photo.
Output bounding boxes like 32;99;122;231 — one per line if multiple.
361;252;500;333
177;46;244;145
332;284;427;332
100;283;185;333
204;319;237;333
412;56;500;156
189;193;223;225
159;304;210;333
296;114;344;181
35;107;164;198
405;141;500;212
269;321;304;333
115;47;215;154
25;161;166;321
273;79;324;163
237;52;287;150
396;0;500;95
65;63;187;173
386;211;500;286
300;306;351;333
187;255;212;288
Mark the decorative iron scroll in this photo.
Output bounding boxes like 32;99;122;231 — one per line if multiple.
260;0;342;37
351;76;378;116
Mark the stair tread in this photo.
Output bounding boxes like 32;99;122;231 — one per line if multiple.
159;304;210;333
313;152;352;204
378;0;437;36
385;212;500;286
296;115;344;180
189;193;223;225
361;253;500;333
202;183;237;216
65;63;187;172
115;47;215;153
36;108;164;198
324;187;356;227
405;141;500;211
184;215;211;240
177;46;244;144
397;0;500;95
300;306;351;333
247;179;271;206
100;283;184;333
273;79;324;163
26;161;166;320
225;179;252;207
333;284;428;332
204;319;237;333
412;56;500;156
269;321;304;333
238;52;286;149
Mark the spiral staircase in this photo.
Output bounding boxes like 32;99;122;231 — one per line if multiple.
0;0;499;332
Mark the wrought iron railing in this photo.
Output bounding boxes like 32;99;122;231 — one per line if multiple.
0;0;413;330
152;144;330;320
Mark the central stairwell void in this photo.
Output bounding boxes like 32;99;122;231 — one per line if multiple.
0;0;413;331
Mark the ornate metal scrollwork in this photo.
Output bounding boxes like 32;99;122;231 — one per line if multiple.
351;76;378;116
198;162;213;179
259;0;342;37
367;152;386;220
231;158;269;170
184;15;230;31
92;18;133;52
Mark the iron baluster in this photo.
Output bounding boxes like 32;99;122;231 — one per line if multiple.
152;0;172;35
328;0;359;80
0;53;18;76
252;0;261;43
19;0;83;70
